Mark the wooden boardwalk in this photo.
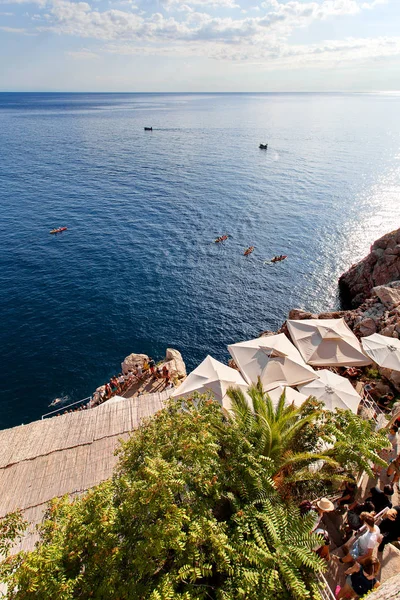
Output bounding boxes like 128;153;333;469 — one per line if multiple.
0;390;172;553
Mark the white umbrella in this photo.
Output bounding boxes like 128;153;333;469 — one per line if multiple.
227;333;318;391
298;369;361;413
266;385;309;408
361;333;400;371
287;318;372;367
172;355;248;409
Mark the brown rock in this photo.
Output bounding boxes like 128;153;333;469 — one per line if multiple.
318;310;348;319
164;348;186;379
381;324;396;337
121;353;149;375
373;284;400;309
366;573;400;600
287;309;317;320
339;229;400;307
355;317;377;337
260;330;278;337
379;368;400;392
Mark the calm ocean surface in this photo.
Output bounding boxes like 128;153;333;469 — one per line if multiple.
1;92;400;429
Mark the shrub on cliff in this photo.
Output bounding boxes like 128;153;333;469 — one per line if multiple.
227;383;389;498
1;397;325;600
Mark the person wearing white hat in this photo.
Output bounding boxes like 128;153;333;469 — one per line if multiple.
312;498;335;531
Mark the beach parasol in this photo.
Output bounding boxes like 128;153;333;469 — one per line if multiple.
171;355;248;409
361;333;400;371
287;318;372;367
266;385;309;408
227;333;318;391
298;369;361;413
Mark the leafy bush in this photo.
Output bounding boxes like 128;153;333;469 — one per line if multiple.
1;398;325;600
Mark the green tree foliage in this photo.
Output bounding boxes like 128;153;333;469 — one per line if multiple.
1;397;326;600
227;383;389;496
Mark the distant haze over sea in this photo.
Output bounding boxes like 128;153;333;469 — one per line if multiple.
1;92;399;429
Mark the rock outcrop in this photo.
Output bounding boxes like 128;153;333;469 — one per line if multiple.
121;353;149;375
121;349;186;380
164;348;187;380
339;229;400;307
364;572;400;600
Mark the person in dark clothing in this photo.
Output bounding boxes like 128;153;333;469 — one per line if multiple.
378;505;400;552
337;477;358;509
337;558;380;599
345;501;375;534
365;485;393;513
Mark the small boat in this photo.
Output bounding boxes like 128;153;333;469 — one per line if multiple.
215;234;228;243
244;246;254;256
259;143;268;150
50;227;68;234
270;255;287;263
144;127;153;131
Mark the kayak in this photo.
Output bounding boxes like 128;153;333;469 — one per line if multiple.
215;235;228;243
270;255;287;263
50;227;68;234
244;246;254;256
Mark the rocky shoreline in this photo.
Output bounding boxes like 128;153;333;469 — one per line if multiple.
258;228;400;391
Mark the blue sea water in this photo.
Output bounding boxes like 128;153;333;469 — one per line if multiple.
1;92;400;429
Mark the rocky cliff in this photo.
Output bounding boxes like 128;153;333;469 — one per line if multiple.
364;572;400;600
339;229;400;307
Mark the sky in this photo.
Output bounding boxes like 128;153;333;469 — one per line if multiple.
0;0;399;91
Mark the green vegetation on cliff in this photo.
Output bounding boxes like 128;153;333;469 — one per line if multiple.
0;392;389;600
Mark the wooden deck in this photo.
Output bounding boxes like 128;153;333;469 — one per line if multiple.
0;390;172;553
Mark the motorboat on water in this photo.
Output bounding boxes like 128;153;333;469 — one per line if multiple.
259;143;268;150
144;127;153;131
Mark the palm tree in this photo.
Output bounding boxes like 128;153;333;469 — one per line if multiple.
226;382;340;494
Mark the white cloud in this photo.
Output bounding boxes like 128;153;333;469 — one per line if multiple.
163;0;239;8
38;0;387;45
0;11;14;14
0;24;36;33
66;47;99;58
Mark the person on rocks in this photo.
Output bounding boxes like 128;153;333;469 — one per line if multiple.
154;367;162;380
149;358;156;375
135;364;143;380
118;373;125;392
336;557;381;599
105;383;112;399
378;505;400;552
164;368;170;387
339;512;381;565
162;365;168;379
110;376;119;394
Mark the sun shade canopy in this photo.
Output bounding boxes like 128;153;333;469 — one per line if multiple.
298;369;362;413
266;385;309;408
172;355;248;408
287;318;372;367
361;333;400;371
227;333;318;391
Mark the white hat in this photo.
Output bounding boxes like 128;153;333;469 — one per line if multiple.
316;498;335;512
